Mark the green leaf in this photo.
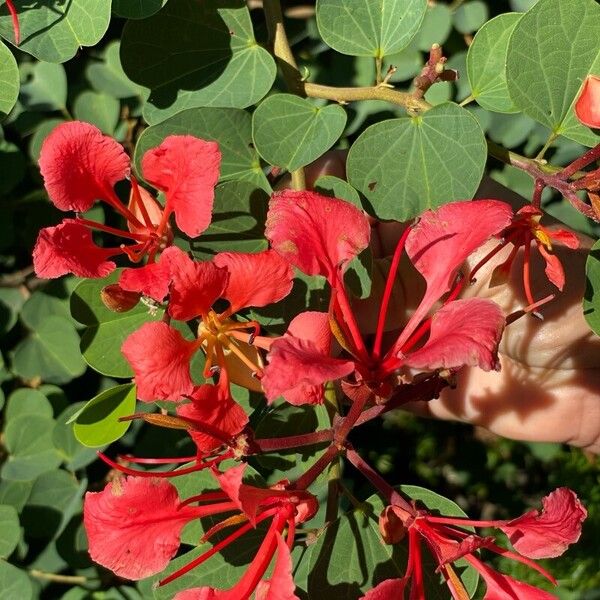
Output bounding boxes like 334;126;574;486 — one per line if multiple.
11;316;87;384
86;41;143;99
0;480;33;513
19;62;67;112
120;0;276;124
29;118;66;162
0;561;33;600
306;485;478;598
416;4;452;52
73;91;120;135
4;388;53;422
53;404;100;470
70;270;164;378
0;0;111;63
253;95;347;172
584;239;600;337
20;288;73;331
21;470;81;539
347;103;486;220
112;0;168;19
314;175;362;208
0;40;18;120
190;181;269;260
135;107;270;191
316;0;427;58
2;415;62;481
453;1;489;34
71;384;137;448
467;13;521;114
506;0;600;146
0;505;20;558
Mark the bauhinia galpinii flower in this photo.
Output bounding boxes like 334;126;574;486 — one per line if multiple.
34;123;587;598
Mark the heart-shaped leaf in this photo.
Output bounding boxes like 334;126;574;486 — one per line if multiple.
467;13;521;113
252;94;347;172
316;0;427;57
506;0;600;146
112;0;168;19
135;107;270;191
347;102;486;221
71;384;137;447
0;40;18;120
120;0;276;124
0;0;111;63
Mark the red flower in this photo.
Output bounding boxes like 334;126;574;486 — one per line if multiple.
121;248;293;402
33;121;220;278
575;74;600;129
490;205;580;305
371;487;585;599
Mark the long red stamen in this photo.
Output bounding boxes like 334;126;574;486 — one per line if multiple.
97;452;214;477
75;218;149;241
101;185;146;230
118;454;198;464
5;0;19;45
158;508;279;587
522;238;535;306
373;226;412;360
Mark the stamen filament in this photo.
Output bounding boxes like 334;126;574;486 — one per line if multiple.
129;175;154;228
75;218;149;241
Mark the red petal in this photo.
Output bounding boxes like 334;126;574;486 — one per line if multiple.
33;219;116;278
468;558;557;600
167;249;229;321
214;250;294;313
142;136;221;238
262;335;354;404
39;121;130;212
397;200;512;349
404;298;505;371
83;478;199;580
575;75;600;129
548;228;580;249
174;590;218;600
537;245;566;291
255;532;300;600
121;321;196;401
500;488;587;559
119;256;172;302
265;190;371;283
177;385;248;453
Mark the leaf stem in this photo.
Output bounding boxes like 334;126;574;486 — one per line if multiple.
29;570;92;585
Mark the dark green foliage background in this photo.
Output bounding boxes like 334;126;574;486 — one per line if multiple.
0;0;599;598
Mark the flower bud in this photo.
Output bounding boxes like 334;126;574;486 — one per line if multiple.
379;505;410;544
100;284;140;312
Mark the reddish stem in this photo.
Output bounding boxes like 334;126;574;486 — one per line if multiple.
531;179;545;209
558;142;600;179
372;225;411;360
292;444;340;491
251;429;334;453
345;445;414;515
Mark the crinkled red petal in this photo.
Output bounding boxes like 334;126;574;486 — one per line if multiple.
142;136;221;238
39;121;130;212
121;321;196;401
403;298;505;371
33;219;116;278
575;75;600;129
266;190;371;283
214;250;294;313
499;488;587;559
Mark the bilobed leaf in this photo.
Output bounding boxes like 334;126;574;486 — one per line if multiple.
0;40;18;120
253;95;347;172
112;0;168;19
53;404;100;470
506;0;600;146
416;3;452;51
314;175;362;208
584;239;600;337
0;0;111;63
316;0;427;57
73;91;120;135
4;388;53;422
71;384;137;448
347;103;486;221
120;0;276;124
0;561;33;600
135;108;270;191
0;505;20;558
2;415;62;481
190;181;269;260
20;62;67;112
453;1;489;34
86;41;143;99
467;13;521;113
70;270;164;378
10;316;87;384
306;485;478;598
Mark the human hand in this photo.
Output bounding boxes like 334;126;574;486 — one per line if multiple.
294;153;600;453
